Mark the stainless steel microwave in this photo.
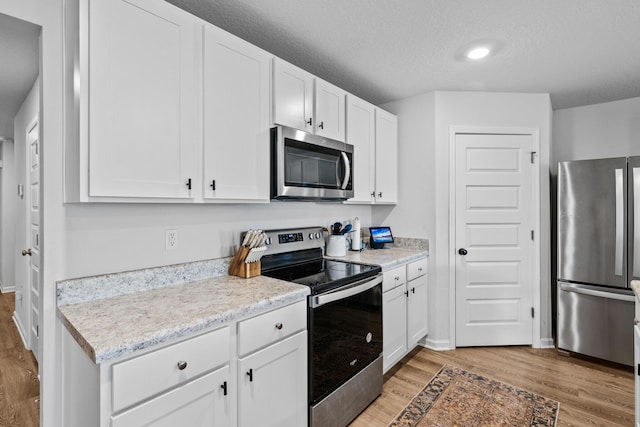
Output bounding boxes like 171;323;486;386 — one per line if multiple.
271;126;354;201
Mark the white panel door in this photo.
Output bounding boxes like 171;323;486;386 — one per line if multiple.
203;24;271;201
272;59;314;133
314;79;346;142
27;118;40;360
346;95;375;203
374;109;398;204
88;0;196;198
455;133;534;346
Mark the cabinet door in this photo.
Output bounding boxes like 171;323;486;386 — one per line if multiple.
238;331;307;427
111;365;230;427
346;95;375;203
272;59;314;133
407;275;428;348
314;79;346;142
383;285;408;372
88;0;196;198
374;109;398;204
203;24;271;201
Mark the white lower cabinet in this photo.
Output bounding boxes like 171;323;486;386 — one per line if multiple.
61;301;307;427
382;258;428;372
111;365;230;427
238;332;308;427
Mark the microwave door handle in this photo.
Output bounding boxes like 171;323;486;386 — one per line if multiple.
340;152;351;190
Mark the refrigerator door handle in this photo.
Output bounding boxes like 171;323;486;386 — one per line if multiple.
634;167;640;277
615;168;624;277
559;283;635;302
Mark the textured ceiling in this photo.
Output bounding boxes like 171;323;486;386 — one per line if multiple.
0;13;40;139
167;0;640;110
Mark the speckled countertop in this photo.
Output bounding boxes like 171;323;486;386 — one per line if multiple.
58;275;309;364
325;247;428;271
631;280;640;299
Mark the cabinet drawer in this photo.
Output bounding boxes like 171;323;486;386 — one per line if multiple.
383;266;406;292
407;258;428;281
238;301;306;357
112;326;229;413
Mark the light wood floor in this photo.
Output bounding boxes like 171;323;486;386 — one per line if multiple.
0;290;39;427
351;346;635;427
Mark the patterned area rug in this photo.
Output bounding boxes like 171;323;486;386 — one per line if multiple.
389;365;559;427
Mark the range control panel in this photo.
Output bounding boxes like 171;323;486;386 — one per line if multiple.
278;232;304;244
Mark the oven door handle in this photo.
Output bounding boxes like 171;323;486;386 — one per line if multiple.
310;274;382;308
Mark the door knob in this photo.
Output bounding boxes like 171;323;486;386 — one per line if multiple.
21;248;32;256
458;248;468;256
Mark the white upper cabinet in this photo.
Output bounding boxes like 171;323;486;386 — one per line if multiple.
272;59;314;133
202;24;271;202
374;108;398;204
314;79;346;142
345;96;398;204
87;0;197;199
272;58;346;142
346;95;376;203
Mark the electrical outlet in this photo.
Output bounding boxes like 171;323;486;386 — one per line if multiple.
165;230;178;250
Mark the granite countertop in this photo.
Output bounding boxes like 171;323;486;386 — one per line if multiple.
58;275;309;364
325;247;428;270
631;280;640;299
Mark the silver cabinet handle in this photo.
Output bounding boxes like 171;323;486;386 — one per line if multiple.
22;248;32;256
614;168;623;276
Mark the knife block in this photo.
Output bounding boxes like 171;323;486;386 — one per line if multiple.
229;246;261;278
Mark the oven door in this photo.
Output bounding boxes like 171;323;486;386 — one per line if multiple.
271;126;354;200
308;274;382;405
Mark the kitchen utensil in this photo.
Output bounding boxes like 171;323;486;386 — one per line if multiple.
340;224;352;235
351;217;361;251
331;222;342;235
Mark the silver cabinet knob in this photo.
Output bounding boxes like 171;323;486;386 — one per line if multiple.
275;323;283;330
21;248;32;256
177;361;188;370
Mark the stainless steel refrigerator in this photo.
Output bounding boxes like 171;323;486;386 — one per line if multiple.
557;157;640;366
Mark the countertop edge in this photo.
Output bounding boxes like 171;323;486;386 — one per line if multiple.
59;281;309;364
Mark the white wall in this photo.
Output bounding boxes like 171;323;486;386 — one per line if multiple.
553;97;640;169
64;203;372;279
0;138;16;292
12;78;39;342
383;91;552;350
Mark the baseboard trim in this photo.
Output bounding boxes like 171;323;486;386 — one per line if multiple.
0;280;16;293
539;337;555;349
12;313;30;350
422;337;452;351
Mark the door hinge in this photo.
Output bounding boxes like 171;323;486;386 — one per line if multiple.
36;324;39;337
530;151;536;164
638;364;640;376
531;307;534;318
531;230;534;240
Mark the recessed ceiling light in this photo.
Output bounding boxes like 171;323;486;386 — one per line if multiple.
466;47;490;60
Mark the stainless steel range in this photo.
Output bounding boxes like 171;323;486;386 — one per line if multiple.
256;226;383;427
